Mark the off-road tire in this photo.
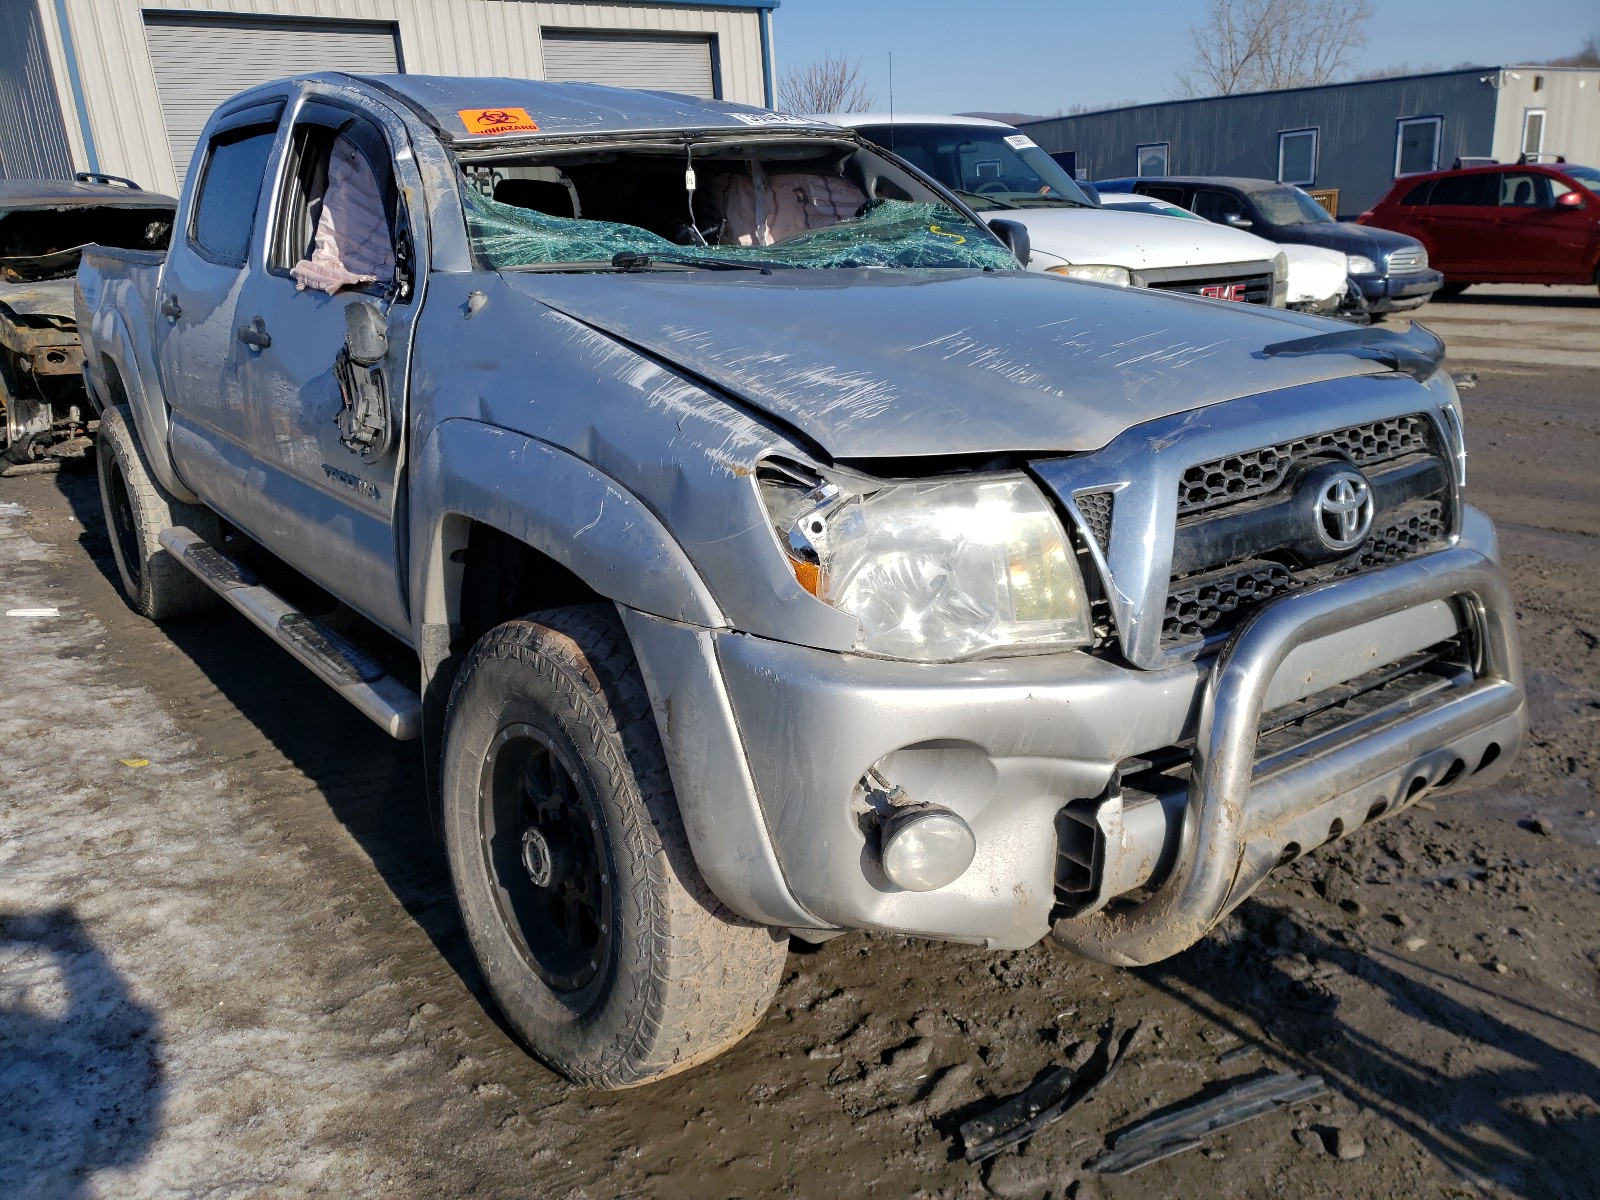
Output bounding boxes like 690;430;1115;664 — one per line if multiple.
442;604;787;1089
96;404;218;620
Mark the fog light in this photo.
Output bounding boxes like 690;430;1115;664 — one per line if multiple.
880;804;977;891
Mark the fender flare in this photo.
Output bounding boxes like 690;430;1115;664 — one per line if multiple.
410;418;726;647
86;307;199;503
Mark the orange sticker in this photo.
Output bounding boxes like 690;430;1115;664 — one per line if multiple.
458;107;540;135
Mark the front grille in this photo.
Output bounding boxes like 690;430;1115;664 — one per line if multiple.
1178;415;1432;518
1149;271;1274;306
1386;246;1429;275
1074;490;1114;553
1164;560;1293;642
1161;500;1451;646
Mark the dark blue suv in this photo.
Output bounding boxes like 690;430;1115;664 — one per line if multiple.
1097;176;1443;320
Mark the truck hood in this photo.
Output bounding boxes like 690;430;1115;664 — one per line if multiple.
506;268;1382;459
0;277;75;320
971;205;1278;271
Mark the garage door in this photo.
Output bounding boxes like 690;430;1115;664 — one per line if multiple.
541;31;717;98
144;15;400;189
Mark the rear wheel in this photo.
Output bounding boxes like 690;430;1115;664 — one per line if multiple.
442;604;787;1088
95;404;218;620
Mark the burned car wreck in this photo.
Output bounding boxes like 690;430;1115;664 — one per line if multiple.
1;175;173;471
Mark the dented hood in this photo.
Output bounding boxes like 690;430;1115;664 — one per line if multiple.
506;268;1385;458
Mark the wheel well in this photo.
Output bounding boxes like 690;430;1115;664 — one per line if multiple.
93;353;128;416
454;519;604;653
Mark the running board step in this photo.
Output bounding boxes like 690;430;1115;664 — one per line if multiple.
159;526;421;740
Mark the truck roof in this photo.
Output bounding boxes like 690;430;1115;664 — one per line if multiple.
339;73;839;142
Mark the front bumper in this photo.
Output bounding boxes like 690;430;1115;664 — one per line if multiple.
623;508;1523;955
1348;268;1444;314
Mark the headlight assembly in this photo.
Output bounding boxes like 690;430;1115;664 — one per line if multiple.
760;466;1092;662
1045;264;1133;286
1346;254;1378;276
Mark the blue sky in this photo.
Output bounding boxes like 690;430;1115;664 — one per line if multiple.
770;0;1598;115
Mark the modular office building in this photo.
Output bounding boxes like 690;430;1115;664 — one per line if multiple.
1021;66;1600;217
0;0;780;195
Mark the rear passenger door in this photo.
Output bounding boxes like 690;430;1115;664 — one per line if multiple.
227;96;422;639
157;99;284;489
1410;173;1497;275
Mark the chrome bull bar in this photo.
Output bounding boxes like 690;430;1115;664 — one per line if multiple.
1051;546;1524;967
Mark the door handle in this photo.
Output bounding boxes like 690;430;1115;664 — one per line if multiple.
236;316;271;349
159;294;182;319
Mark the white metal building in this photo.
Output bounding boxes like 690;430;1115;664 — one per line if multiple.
0;0;780;195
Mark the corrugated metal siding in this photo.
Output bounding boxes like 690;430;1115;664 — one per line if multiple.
144;14;399;187
1491;68;1600;166
0;0;74;180
1022;70;1501;216
46;0;769;196
541;30;715;97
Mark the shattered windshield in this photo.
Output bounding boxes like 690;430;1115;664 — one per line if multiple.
853;124;1094;210
464;185;1016;273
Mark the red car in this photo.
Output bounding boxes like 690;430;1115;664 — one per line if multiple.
1359;162;1600;296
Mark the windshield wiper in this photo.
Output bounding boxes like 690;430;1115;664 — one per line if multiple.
954;190;1019;210
612;251;776;275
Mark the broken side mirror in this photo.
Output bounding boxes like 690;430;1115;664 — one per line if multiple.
333;301;394;462
344;299;388;366
988;219;1031;268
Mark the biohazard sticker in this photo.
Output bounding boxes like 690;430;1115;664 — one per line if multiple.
458;107;541;135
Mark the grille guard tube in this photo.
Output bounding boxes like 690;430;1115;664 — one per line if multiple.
1051;546;1522;967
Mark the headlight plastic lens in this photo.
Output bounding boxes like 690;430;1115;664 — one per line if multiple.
763;470;1092;661
1046;263;1133;286
1347;254;1378;276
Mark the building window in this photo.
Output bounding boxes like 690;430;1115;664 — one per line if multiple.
1277;128;1318;186
1135;142;1169;177
1395;116;1442;177
1522;109;1546;159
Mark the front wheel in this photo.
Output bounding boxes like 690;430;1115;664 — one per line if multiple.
441;604;787;1088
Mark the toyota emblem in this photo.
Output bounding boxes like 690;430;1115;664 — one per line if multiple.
1313;468;1375;551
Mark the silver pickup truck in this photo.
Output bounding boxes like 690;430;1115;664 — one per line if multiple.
76;73;1525;1089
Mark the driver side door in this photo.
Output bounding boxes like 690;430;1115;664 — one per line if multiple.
228;98;421;640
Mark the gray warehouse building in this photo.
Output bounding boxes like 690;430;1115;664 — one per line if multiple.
1022;66;1600;217
0;0;780;195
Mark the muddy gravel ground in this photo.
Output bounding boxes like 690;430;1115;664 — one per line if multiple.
2;286;1597;1200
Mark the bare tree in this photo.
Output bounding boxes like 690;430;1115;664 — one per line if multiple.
777;52;875;115
1541;32;1600;67
1175;0;1374;97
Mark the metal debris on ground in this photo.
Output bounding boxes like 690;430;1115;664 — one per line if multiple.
1216;1042;1262;1065
1089;1070;1327;1175
959;1021;1141;1164
7;607;60;617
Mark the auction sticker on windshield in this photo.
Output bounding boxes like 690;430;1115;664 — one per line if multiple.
459;108;541;135
1004;135;1037;150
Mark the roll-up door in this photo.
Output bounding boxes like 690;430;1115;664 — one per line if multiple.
144;15;400;189
541;31;717;99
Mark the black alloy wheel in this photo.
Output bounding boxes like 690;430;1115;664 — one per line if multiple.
480;721;613;998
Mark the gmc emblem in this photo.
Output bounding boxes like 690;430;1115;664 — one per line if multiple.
1198;282;1247;301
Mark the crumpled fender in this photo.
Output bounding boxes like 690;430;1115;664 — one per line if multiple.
409;417;726;641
